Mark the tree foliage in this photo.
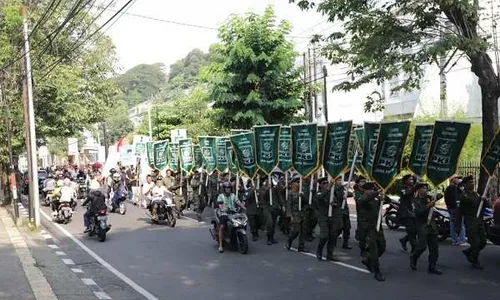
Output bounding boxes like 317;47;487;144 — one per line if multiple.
115;63;167;108
204;6;305;129
104;100;134;144
292;0;500;192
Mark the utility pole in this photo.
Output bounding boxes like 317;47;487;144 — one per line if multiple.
22;2;40;227
302;53;310;120
322;65;328;122
313;47;319;123
308;48;315;122
102;122;109;160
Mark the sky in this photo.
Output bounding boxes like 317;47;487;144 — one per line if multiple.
99;0;329;73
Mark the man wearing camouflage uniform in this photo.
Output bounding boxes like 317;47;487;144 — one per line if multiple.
285;176;307;251
259;175;282;245
354;176;368;256
244;179;260;241
190;170;206;221
457;175;488;269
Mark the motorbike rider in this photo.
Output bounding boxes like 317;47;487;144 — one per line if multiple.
140;175;155;208
215;181;244;253
149;176;173;219
82;190;108;233
110;172;127;209
52;178;75;217
106;168;117;186
43;173;57;196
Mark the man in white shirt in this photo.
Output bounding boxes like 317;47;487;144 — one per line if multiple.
141;175;155;208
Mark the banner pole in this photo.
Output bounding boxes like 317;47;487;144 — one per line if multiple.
328;175;333;217
285;172;289;206
252;178;258;205
308;175;314;205
180;171;183;198
477;177;492;218
236;172;240;198
376;190;384;232
342;148;358;210
198;169;203;195
427;187;438;225
268;173;273;206
299;176;302;211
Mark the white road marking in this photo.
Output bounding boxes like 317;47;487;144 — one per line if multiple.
55;251;66;256
94;291;112;300
62;258;75;265
71;268;84;273
47;244;59;249
40;210;159;300
289;247;371;274
42;234;52;240
82;278;97;286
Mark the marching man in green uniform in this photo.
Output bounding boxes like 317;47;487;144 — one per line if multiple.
189;170;206;221
285;176;307;252
354;176;368;256
259;175;282;245
358;181;386;282
398;174;417;252
315;176;343;261
457;175;488;269
410;182;443;275
244;179;260;241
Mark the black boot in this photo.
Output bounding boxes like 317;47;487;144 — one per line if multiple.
427;263;443;275
285;239;292;250
252;233;258;242
316;239;326;260
410;255;417;271
462;249;474;263
361;258;374;273
297;244;306;252
267;234;272;245
373;267;386;282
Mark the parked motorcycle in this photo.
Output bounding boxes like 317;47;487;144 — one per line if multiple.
88;209;111;242
209;212;249;254
149;196;176;227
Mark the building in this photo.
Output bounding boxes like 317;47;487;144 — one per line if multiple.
128;100;151;128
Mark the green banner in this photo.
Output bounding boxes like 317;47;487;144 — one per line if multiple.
348;130;363;171
147;142;155;168
230;132;258;178
230;129;251;135
371;121;410;190
354;127;364;151
426;121;471;186
254;125;280;174
167;142;179;173
193;144;203;169
361;122;380;177
199;137;217;174
407;124;434;177
323;121;352;178
278;126;292;172
317;125;326;169
226;140;239;174
216;137;228;172
153;141;168;172
135;142;147;157
179;138;194;173
481;127;500;177
291;123;320;177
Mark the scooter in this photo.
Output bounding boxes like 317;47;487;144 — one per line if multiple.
209;211;249;254
53;201;73;224
148;195;176;227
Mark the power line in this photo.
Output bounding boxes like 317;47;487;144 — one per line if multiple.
28;0;63;40
38;0;136;80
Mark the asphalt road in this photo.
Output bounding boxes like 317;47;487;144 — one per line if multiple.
34;199;500;300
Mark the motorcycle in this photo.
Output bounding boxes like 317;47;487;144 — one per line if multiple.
209;211;249;254
433;207;451;242
384;197;402;230
77;180;88;201
53;201;73;224
149;196;176;227
88;209;111;242
44;189;55;207
108;191;127;215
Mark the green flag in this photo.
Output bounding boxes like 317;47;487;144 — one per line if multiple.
199;137;217;174
230;132;258;179
254;125;280;174
371;121;410;189
135;142;147;157
354;127;364;151
291;123;320;177
179;138;194;173
408;125;434;177
426;121;471;186
323;121;353;178
348;129;363;172
230;129;251;135
147;142;155;168
153;141;168;172
193;144;203;169
481;128;500;177
361;122;380;177
167;142;179;173
278;126;292;172
216;137;228;172
226;140;239;174
317;125;326;169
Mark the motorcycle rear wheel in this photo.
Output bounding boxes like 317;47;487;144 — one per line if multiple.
98;227;106;242
167;212;176;228
237;232;248;254
384;211;399;230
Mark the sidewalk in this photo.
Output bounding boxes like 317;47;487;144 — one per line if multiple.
0;207;56;300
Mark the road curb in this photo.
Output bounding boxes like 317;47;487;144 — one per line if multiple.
0;208;58;300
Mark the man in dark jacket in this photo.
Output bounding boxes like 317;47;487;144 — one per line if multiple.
82;190;107;233
445;174;467;246
398;174;417;252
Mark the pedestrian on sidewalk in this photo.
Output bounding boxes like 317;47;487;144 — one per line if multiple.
445;174;468;246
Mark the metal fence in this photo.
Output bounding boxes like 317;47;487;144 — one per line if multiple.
456;161;499;194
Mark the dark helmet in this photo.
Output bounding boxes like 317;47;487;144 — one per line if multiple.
109;168;116;174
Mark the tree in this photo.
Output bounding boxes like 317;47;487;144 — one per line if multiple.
204;6;305;129
115;63;167;108
292;0;500;193
104;100;134;144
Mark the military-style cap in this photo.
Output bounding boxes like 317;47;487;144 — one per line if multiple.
290;176;300;184
402;174;413;182
317;176;329;184
355;175;366;183
361;182;375;190
414;182;428;190
462;175;474;183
